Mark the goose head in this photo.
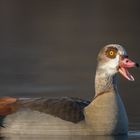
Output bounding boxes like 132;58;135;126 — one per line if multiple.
97;44;139;81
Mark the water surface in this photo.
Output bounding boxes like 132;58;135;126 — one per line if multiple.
1;126;140;140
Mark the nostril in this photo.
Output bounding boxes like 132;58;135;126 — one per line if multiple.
126;60;129;63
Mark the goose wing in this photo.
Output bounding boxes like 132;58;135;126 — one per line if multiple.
0;97;90;123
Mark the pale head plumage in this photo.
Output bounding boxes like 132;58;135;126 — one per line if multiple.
97;44;137;81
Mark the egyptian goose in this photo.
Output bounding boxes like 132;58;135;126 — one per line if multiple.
0;44;139;136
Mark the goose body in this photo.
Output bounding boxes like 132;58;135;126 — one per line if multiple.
0;44;138;136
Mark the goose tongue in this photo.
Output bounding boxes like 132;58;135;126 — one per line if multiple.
119;58;136;81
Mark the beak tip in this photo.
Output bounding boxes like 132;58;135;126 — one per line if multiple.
135;63;139;68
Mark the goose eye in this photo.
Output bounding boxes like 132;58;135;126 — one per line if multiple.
109;51;114;56
105;47;118;59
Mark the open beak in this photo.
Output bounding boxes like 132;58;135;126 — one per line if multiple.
118;57;139;81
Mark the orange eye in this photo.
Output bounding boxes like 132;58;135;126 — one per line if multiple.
109;51;114;56
105;47;118;59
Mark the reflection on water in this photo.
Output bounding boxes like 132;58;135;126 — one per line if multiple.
0;135;128;140
1;131;140;140
129;131;140;138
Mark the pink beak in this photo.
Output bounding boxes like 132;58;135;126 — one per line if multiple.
118;57;138;81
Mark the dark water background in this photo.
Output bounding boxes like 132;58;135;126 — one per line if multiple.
0;0;140;139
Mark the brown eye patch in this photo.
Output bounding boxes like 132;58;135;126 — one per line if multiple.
105;47;118;59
